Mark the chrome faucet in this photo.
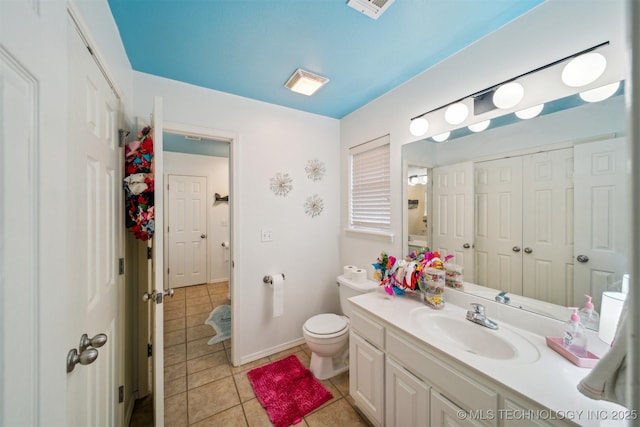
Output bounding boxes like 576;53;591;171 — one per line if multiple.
466;303;499;330
495;291;510;304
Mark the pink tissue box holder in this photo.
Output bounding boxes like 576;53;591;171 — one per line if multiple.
545;336;600;368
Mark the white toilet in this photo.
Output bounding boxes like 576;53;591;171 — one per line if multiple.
302;274;378;380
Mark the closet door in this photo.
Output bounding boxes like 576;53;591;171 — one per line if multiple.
431;162;475;278
574;137;628;310
521;148;574;306
474;157;523;294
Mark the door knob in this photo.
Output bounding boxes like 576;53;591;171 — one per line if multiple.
577;254;589;263
142;291;156;302
79;333;108;353
463;243;471;249
524;247;533;254
512;246;521;252
201;234;206;239
164;288;175;298
66;348;98;373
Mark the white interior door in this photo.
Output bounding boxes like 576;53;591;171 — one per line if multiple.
574;137;628;310
0;3;64;424
431;162;475;278
521;148;574;306
168;174;208;287
474;157;523;294
66;17;123;426
151;97;166;426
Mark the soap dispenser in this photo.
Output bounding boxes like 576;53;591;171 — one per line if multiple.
563;307;588;358
578;294;600;331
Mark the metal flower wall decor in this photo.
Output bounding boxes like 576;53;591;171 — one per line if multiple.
270;172;293;197
305;159;326;182
304;194;324;218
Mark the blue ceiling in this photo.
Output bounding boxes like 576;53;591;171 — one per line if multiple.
107;0;544;119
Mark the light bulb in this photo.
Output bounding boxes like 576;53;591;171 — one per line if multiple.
444;103;469;125
579;81;620;102
410;117;429;136
468;120;490;133
516;104;544;120
493;82;524;109
562;52;607;88
432;132;450;142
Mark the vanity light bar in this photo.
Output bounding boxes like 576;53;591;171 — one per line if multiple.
409;41;610;123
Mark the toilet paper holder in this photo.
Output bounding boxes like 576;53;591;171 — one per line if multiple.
263;274;285;285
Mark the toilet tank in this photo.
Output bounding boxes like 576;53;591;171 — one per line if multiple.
337;274;379;318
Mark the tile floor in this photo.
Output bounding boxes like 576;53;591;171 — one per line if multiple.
129;282;371;427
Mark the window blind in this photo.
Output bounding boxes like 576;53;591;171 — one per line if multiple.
349;136;391;230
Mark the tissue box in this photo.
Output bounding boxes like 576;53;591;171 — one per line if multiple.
545;336;600;368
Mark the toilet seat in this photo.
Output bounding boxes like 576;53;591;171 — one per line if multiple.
303;313;348;338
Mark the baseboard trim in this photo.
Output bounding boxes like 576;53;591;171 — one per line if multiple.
237;337;306;366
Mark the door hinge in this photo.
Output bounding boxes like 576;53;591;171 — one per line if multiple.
147;247;152;260
118;385;124;403
167;267;170;275
147;343;152;357
118;129;129;148
119;258;125;275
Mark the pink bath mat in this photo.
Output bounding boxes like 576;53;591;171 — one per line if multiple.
246;355;333;427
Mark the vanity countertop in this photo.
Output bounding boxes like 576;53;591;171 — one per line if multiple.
349;288;631;427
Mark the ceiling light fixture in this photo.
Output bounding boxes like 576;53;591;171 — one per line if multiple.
493;82;524;109
562;52;607;87
515;104;544;120
468;120;491;133
284;68;329;96
579;81;620;102
444;103;469;125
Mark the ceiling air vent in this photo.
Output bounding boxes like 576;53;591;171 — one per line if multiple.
347;0;395;20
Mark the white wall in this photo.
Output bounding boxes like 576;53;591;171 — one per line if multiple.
339;0;628;277
164;152;230;284
133;73;341;363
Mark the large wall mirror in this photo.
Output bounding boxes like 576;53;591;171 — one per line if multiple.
402;79;629;324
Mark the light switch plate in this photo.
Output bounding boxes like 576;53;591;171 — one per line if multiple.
261;229;273;242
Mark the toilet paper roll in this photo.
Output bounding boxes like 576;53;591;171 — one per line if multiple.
343;265;358;279
271;274;285;317
352;268;367;283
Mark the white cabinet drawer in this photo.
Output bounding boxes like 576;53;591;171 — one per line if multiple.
350;308;385;349
387;329;498;426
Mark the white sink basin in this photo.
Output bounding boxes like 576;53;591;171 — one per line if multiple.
409;307;540;364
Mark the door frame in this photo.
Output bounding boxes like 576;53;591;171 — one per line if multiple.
151;120;239;415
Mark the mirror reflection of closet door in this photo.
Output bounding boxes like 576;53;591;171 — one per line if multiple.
574;137;628;311
431;162;474;278
474;157;523;295
474;148;574;306
521;148;574;306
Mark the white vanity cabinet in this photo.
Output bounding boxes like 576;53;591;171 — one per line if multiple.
385;357;430;426
349;309;386;427
431;390;485;427
349;305;575;427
